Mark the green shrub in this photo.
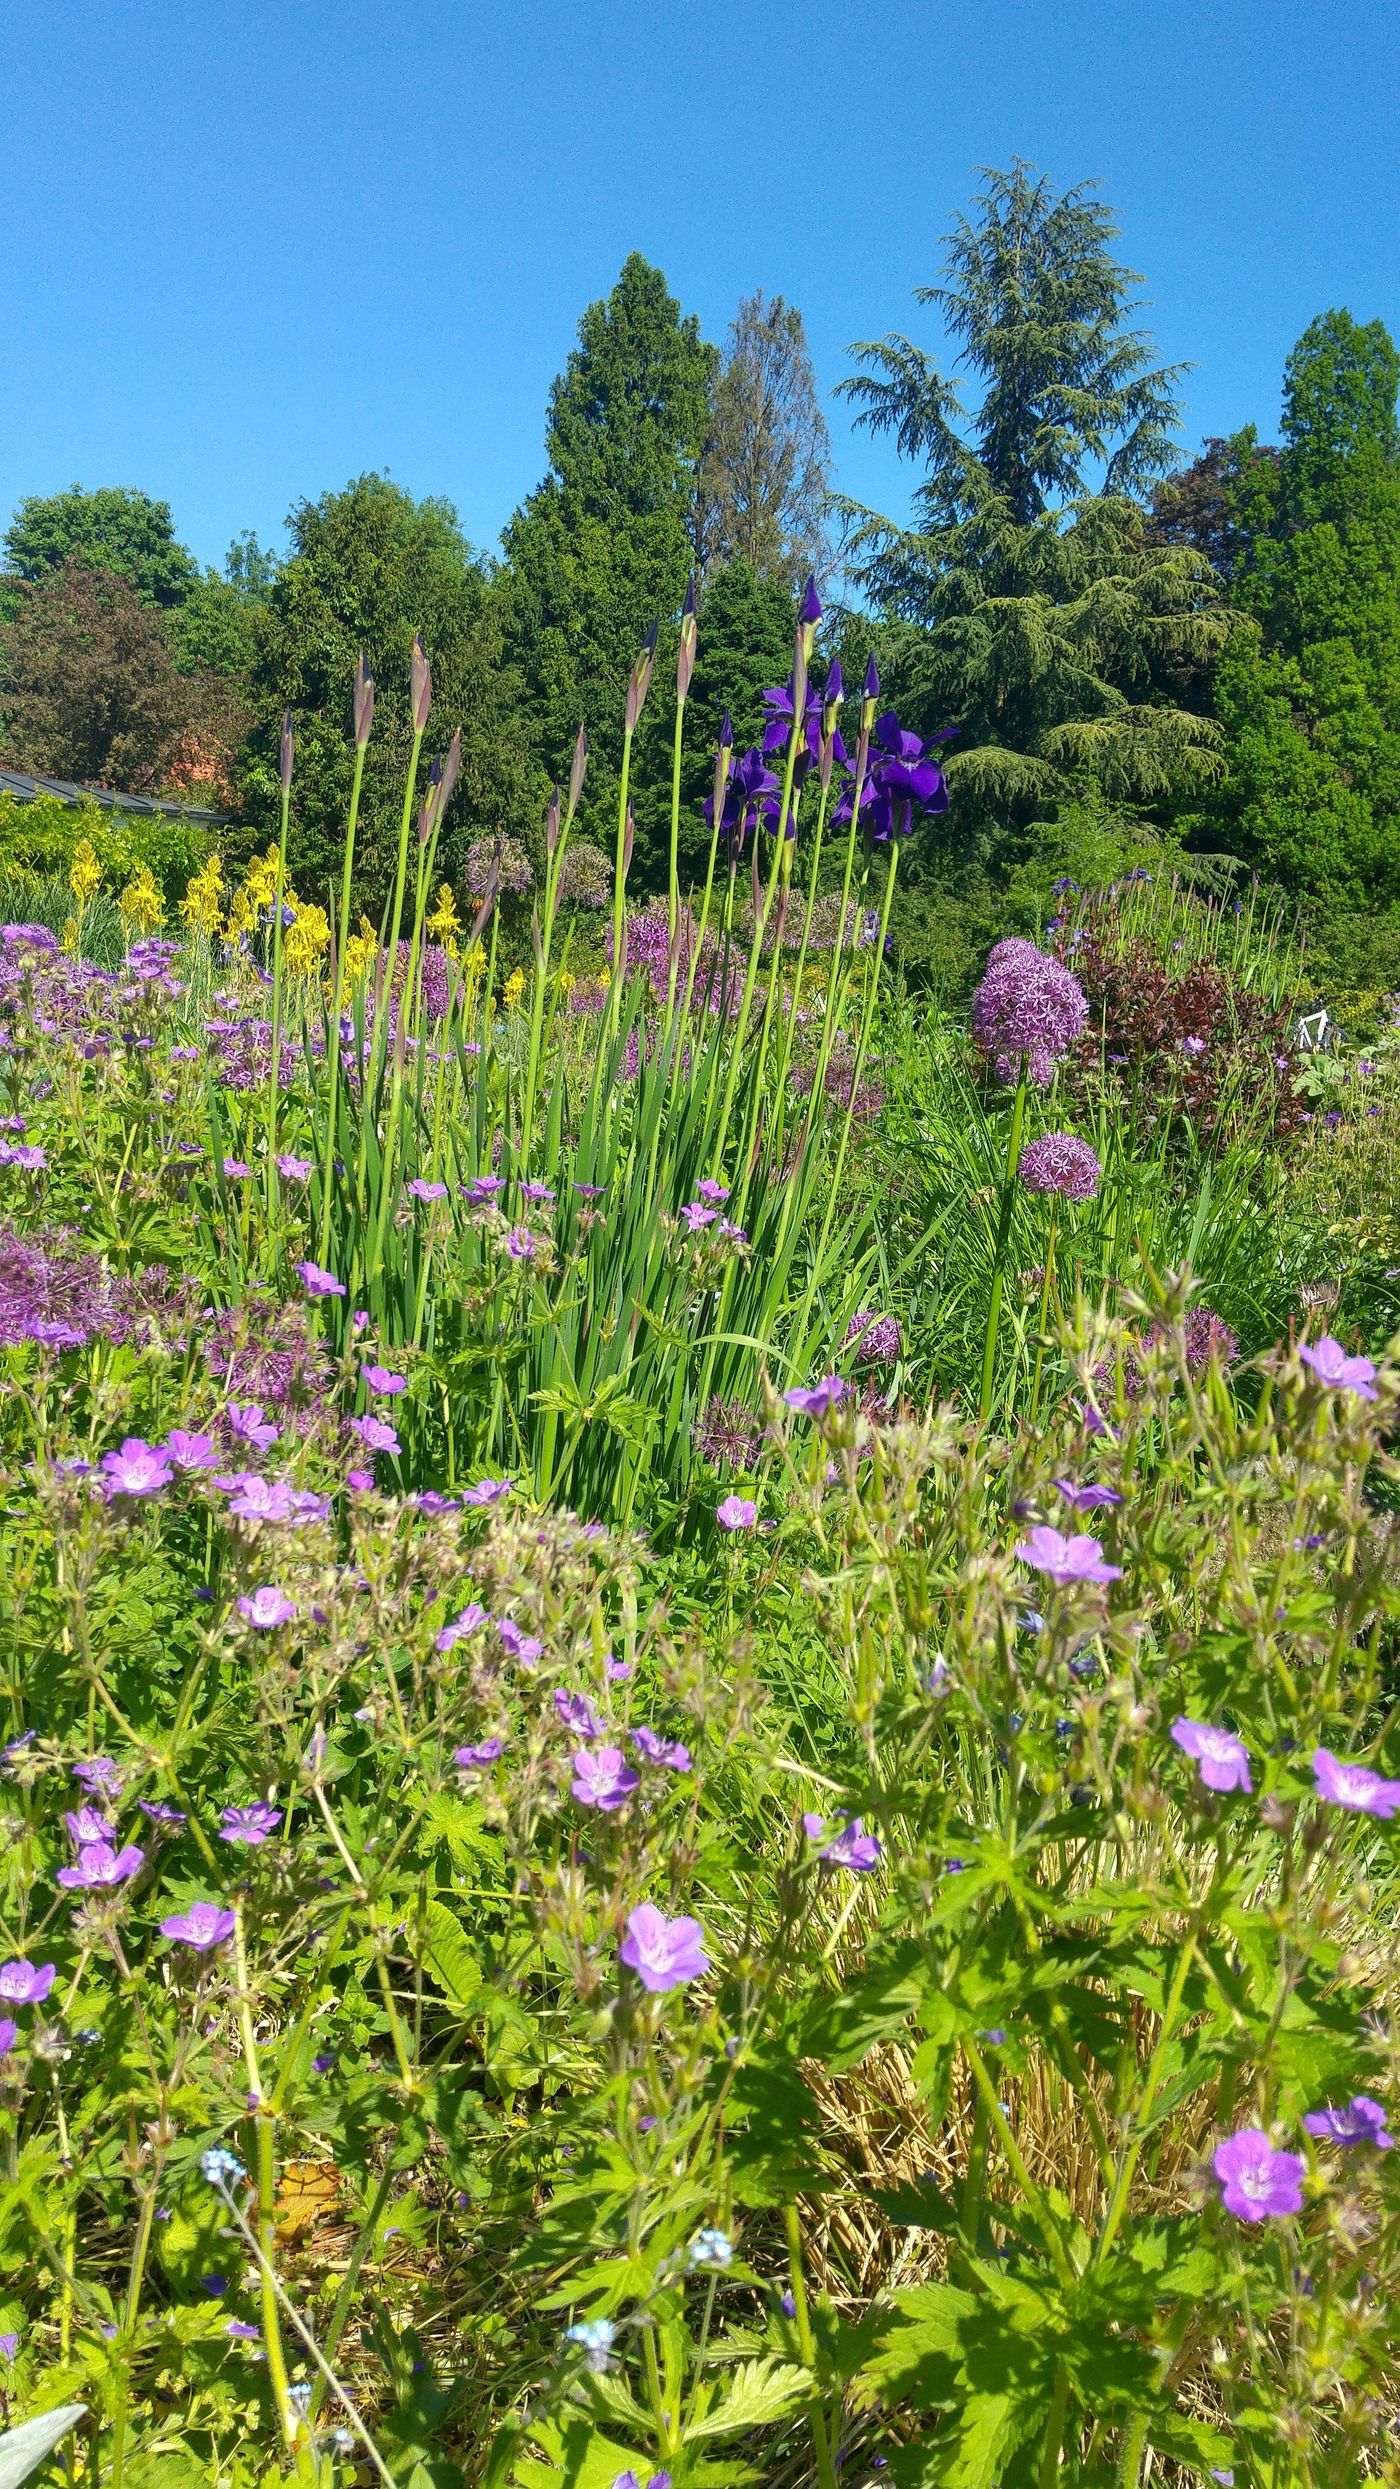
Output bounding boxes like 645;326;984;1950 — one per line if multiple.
0;791;211;906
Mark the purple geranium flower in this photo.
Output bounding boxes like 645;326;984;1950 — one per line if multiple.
57;1840;145;1890
293;1260;346;1299
696;1179;730;1204
0;1960;56;2006
1015;1526;1122;1587
498;1618;543;1663
519;1181;555;1203
1171;1718;1253;1794
363;1364;407;1396
1303;2095;1393;2149
0;2020;15;2057
1299;1337;1379;1401
406;1177;448;1203
351;1413;400;1454
276;1153;312;1181
555;1688;605;1739
1018;1133;1101;1201
1213;2128;1305;2221
71;1755;121;1793
139;1799;186;1825
222;1158;251;1180
454;1738;506;1770
65;1807;114;1847
462;1477;512;1507
436;1601;487;1652
1312;1746;1400;1818
504;1226;539;1261
222;1474;299;1523
619;1902;709;1993
716;1495;757;1531
809;1814;882;1871
227;1402;280;1451
236;1586;296;1630
100;1438;174;1501
462;1175;504;1204
679;1201;717;1231
971;938;1089;1088
218;1804;282;1847
1054;1479;1122;1510
161;1903;237;1953
631;1726;691;1772
784;1376;845;1419
570;1746;639;1811
164;1429;219;1472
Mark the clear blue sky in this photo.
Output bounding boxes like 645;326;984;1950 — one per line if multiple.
3;0;1397;575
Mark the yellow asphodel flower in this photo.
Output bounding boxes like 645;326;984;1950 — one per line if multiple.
60;915;80;956
284;900;331;976
68;838;103;902
342;916;379;987
426;882;462;942
117;865;165;934
180;854;226;937
502;966;526;1011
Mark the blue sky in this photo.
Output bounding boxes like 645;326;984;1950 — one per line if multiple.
3;0;1397;574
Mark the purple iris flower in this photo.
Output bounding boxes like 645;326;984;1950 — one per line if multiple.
863;712;952;840
1016;1526;1122;1587
1299;1337;1379;1401
1213;2128;1305;2220
0;1960;56;2005
631;1726;691;1772
620;1903;709;1993
1312;1746;1400;1817
1171;1719;1253;1794
218;1804;282;1847
570;1746;639;1811
704;744;781;845
57;1840;145;1890
1303;2096;1393;2149
100;1438;174;1501
160;1903;237;1952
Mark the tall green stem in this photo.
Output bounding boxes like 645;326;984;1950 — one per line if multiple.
318;736;369;1270
978;1074;1028;1421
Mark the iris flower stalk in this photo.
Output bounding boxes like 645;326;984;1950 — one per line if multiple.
977;1071;1029;1420
608;623;658;1040
520;724;588;1165
262;710;295;1195
355;638;430;1278
711;651;806;1173
318;656;374;1270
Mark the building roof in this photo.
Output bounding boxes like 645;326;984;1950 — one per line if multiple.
0;766;234;828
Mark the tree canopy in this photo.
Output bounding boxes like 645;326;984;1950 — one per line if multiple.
694;291;831;593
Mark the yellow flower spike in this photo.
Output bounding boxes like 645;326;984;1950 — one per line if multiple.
68;838;103;902
502;967;526;1011
180;854;226;937
426;882;463;942
117;865;165;935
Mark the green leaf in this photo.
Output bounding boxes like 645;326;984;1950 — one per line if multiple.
683;2358;807;2441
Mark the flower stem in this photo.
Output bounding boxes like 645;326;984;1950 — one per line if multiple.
978;1073;1028;1421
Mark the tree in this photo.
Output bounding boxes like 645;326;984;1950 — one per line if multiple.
694;291;831;591
837;163;1227;869
0;559;193;789
1147;430;1281;586
1;486;199;610
1207;310;1400;910
501;254;715;883
243;474;536;909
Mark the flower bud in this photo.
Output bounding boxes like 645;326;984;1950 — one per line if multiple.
862;656;880;731
677;575;698;706
568;724;588;819
410;633;432;734
622;801;636;876
719;710;734;753
625;623;659;735
437;726;461;822
279;711;294;798
352;655;374;749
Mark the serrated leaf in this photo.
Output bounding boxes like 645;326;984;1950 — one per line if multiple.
683;2358;807;2441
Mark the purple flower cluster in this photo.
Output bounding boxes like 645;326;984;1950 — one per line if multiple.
1018;1133;1101;1201
971;939;1089;1088
845;1309;902;1365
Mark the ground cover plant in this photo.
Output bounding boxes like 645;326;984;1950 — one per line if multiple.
2;585;1400;2489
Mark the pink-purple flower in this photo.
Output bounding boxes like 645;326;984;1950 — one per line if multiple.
1171;1718;1253;1794
1015;1526;1122;1587
631;1726;691;1772
363;1364;407;1396
619;1902;709;1994
805;1812;882;1871
1299;1336;1379;1401
236;1587;297;1631
845;1310;902;1364
462;1477;512;1507
160;1903;237;1952
164;1429;219;1472
218;1804;282;1847
436;1601;487;1652
971;938;1089;1088
454;1738;506;1770
1213;2128;1305;2221
1303;2095;1393;2149
1018;1133;1101;1200
227;1402;280;1451
0;2021;15;2057
406;1178;449;1203
1312;1746;1400;1818
570;1746;639;1811
100;1438;173;1501
504;1227;540;1262
293;1260;346;1299
276;1154;312;1181
716;1495;757;1531
57;1840;145;1890
555;1688;604;1740
784;1376;845;1419
1054;1478;1122;1510
351;1414;401;1455
0;1960;56;2006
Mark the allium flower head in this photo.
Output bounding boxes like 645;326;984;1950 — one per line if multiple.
218;1803;282;1846
1299;1336;1379;1401
845;1310;902;1364
1018;1133;1100;1200
570;1746;639;1811
1312;1746;1400;1818
237;1586;296;1630
619;1902;709;1993
160;1903;237;1952
0;1960;56;2005
1213;2128;1305;2221
971;938;1088;1087
1171;1718;1253;1794
1016;1526;1122;1587
1303;2095;1393;2149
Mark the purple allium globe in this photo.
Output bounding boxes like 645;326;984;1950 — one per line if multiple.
971;937;1089;1088
465;834;533;899
845;1310;902;1364
1018;1133;1100;1201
